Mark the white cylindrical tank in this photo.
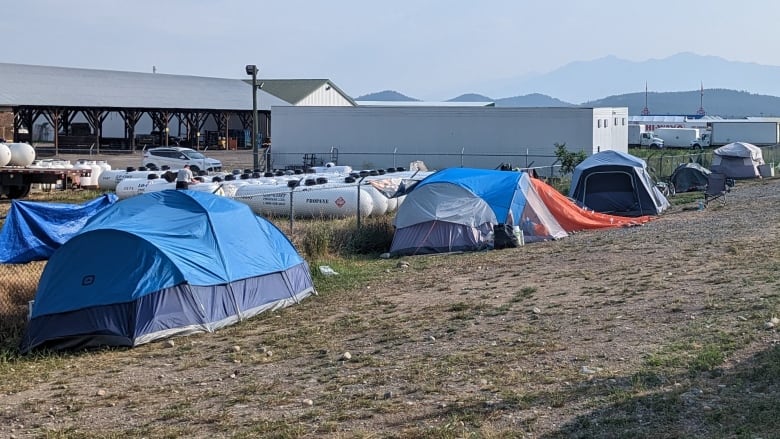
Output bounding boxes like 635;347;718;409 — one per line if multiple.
310;164;353;174
360;184;389;216
0;144;11;167
7;143;36;166
96;160;112;172
386;196;398;213
98;169;127;190
99;169;162;190
234;184;374;218
149;180;226;197
73;160;94;188
115;177;160;200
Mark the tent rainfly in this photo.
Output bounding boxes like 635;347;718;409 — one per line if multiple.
22;190;315;353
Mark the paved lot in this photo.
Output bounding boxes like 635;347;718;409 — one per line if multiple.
53;149;260;172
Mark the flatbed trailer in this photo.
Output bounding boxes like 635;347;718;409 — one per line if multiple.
0;166;91;199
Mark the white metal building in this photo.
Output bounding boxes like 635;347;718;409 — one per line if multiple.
257;79;356;107
270;106;628;173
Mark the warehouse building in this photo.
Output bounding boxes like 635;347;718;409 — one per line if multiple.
270;105;628;174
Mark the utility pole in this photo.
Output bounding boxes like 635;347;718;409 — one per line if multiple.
245;64;259;170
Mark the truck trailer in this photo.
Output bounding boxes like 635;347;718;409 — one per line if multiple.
0;165;90;198
653;127;701;149
693;121;780;148
628;125;664;148
270;106;629;174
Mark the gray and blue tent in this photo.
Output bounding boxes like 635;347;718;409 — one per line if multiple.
21;190;315;353
389;168;567;256
569;150;669;217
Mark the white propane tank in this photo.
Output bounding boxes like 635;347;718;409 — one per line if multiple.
234;183;374;218
96;160;112;172
0;143;11;167
99;169;161;191
234;184;294;216
73;160;94;188
386;196;398;213
97;169;127;190
310;164;353;174
360;184;389;216
115;177;168;199
7;143;36;166
143;181;225;197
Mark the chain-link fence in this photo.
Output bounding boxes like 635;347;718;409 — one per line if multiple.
0;261;45;344
641;144;780;181
270;149;565;177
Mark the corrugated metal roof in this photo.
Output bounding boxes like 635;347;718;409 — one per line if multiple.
256;79;356;106
0;62;289;110
356;101;495;107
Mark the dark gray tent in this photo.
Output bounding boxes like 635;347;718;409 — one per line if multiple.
670;162;711;193
568;150;670;217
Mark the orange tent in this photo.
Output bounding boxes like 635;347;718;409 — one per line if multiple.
530;177;655;232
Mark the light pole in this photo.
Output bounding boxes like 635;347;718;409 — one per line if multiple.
196;131;200;150
164;126;169;147
245;64;259;170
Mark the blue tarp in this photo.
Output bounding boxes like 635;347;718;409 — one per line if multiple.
22;190;315;352
0;194;118;264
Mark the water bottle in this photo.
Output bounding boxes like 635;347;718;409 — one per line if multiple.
513;225;524;246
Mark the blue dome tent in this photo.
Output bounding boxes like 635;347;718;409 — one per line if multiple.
21;190;315;352
390;168;567;256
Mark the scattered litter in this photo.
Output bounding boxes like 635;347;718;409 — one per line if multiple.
319;265;339;276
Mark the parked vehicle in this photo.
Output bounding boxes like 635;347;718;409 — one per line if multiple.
141;147;222;173
692;121;780;148
628;125;664;149
654;127;701;149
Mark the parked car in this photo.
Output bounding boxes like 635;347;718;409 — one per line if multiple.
142;147;222;173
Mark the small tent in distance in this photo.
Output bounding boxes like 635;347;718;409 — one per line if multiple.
389;168;567;256
711;142;764;179
22;190;315;353
569;150;669;217
670;162;711;193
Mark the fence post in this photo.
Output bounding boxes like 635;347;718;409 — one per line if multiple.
356;175;367;230
288;186;295;234
393;147;397;168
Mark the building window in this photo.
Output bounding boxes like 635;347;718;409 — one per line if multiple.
614;117;618;125
604;119;608;128
622;117;626;126
597;120;601;128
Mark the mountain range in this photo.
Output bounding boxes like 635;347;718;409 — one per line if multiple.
355;53;780;117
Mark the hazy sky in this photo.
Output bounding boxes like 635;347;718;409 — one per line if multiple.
6;0;780;100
